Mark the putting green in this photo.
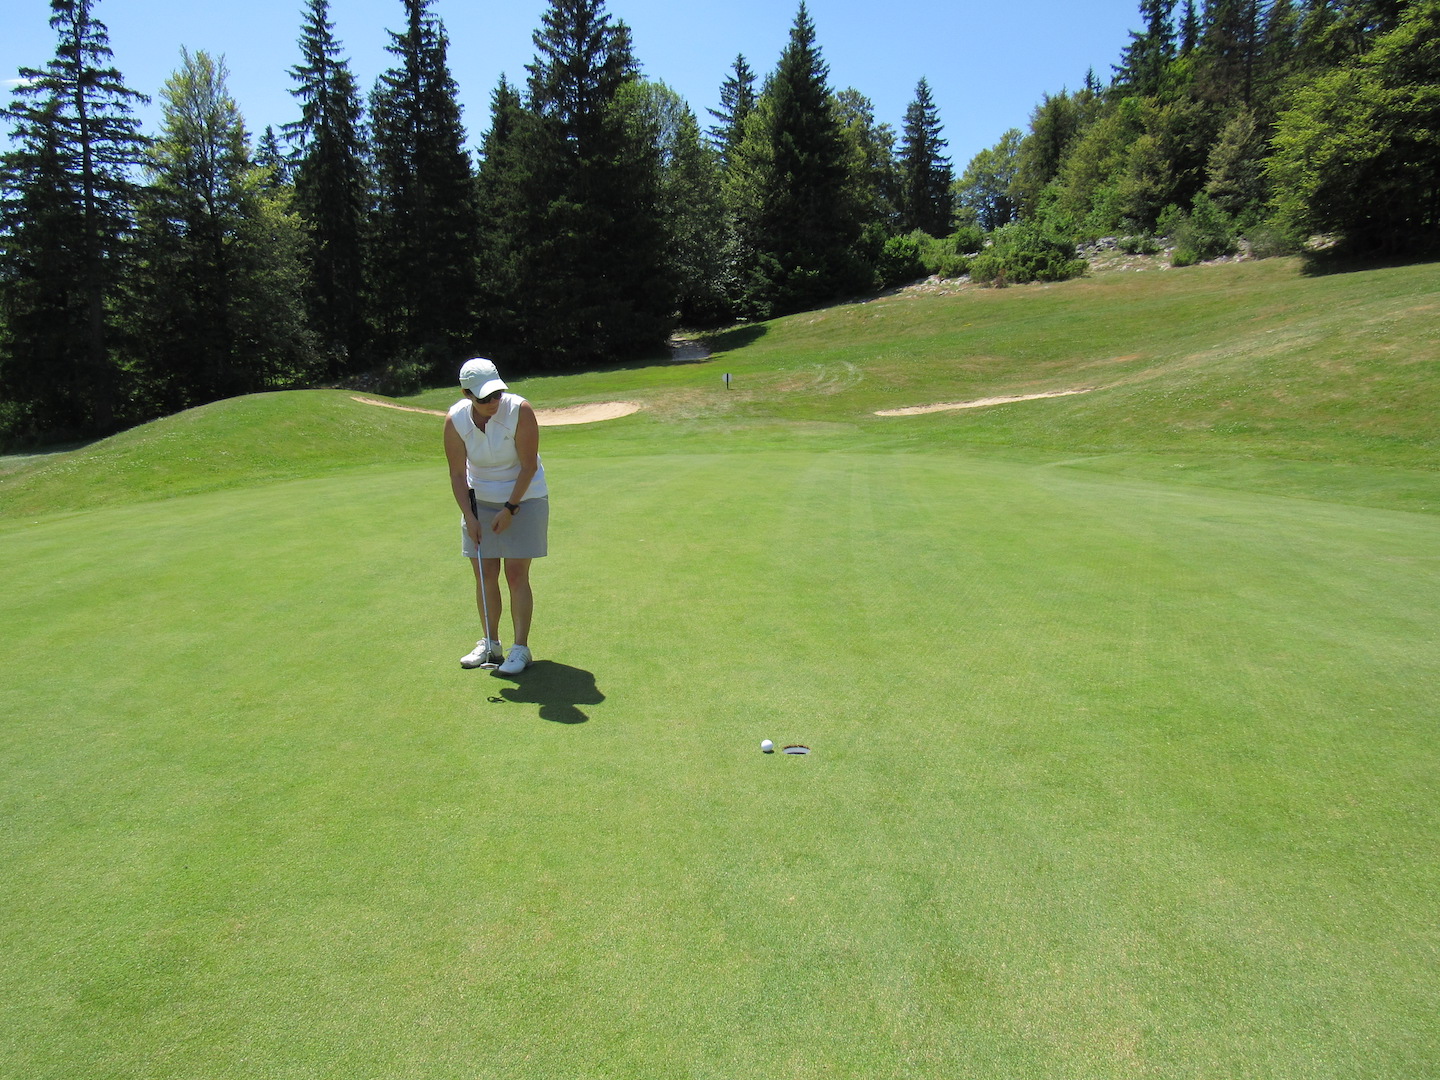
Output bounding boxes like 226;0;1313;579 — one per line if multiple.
2;447;1435;1078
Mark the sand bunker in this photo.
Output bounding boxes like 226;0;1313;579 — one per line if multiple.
875;388;1094;416
352;396;641;426
532;402;642;425
352;396;445;416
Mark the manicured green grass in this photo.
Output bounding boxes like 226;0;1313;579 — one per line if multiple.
1;258;1437;1077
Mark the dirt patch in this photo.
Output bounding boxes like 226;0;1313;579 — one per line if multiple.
351;395;641;426
875;388;1095;416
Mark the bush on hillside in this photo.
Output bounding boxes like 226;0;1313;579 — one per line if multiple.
877;230;974;285
969;221;1087;286
1120;234;1163;255
1169;194;1238;266
876;233;927;287
950;223;986;256
1244;223;1303;259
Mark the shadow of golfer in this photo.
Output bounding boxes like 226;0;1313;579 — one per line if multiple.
493;661;604;724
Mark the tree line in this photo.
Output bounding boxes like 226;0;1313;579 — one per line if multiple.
955;0;1440;272
2;0;1436;448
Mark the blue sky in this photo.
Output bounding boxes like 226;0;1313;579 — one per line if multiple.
4;0;1145;167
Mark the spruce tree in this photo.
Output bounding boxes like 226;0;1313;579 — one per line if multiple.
513;0;672;365
1116;0;1178;96
472;76;527;353
1011;91;1085;215
1198;0;1265;105
707;54;757;169
728;2;865;314
0;0;146;442
1181;0;1203;53
898;77;953;236
836;88;899;243
370;0;478;371
254;126;293;189
288;0;371;375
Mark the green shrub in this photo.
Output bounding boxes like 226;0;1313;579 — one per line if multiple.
1120;234;1163;255
377;349;438;397
932;251;971;278
876;232;927;287
1169;193;1238;266
1155;203;1186;239
1244;223;1302;260
968;222;1087;286
950;223;986;255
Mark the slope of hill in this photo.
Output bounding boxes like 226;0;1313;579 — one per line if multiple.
3;257;1436;521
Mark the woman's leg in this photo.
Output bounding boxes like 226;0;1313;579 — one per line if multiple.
473;556;504;642
504;558;533;647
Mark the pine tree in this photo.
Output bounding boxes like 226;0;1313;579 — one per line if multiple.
512;0;673;364
898;77;953;236
254;126;293;189
1198;0;1265;105
472;76;527;353
707;54;757;169
727;2;866;314
0;0;146;442
288;0;371;375
1181;0;1203;52
128;50;316;413
1012;91;1085;215
1116;0;1178;96
370;0;478;371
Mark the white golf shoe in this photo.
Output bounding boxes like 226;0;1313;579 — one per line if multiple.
497;644;532;675
460;638;503;668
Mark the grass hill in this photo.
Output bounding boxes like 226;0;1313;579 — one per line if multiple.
6;256;1433;521
1;258;1436;1079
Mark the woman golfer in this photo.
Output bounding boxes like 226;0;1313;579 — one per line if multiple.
444;357;548;674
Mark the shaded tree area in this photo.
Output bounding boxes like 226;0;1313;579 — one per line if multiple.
724;3;873;317
368;0;479;377
287;0;370;378
4;0;1434;448
0;0;146;442
498;0;673;367
126;49;317;414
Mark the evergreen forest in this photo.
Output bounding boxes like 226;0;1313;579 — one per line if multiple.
2;0;1437;448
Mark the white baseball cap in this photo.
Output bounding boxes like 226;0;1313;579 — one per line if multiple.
458;357;507;398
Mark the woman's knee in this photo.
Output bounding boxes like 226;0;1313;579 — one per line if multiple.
503;559;532;588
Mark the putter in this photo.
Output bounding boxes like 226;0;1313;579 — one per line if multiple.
470;490;500;669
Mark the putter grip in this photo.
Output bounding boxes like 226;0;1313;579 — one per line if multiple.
468;489;478;518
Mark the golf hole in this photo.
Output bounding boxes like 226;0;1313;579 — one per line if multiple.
783;745;810;755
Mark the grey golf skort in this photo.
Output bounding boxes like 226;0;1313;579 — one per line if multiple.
462;495;549;559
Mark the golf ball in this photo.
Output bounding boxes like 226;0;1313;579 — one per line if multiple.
761;739;774;753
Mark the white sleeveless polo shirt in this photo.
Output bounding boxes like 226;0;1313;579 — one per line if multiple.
449;394;549;504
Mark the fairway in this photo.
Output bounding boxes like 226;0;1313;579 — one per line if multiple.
2;259;1438;1077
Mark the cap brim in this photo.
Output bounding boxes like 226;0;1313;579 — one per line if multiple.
477;379;508;397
